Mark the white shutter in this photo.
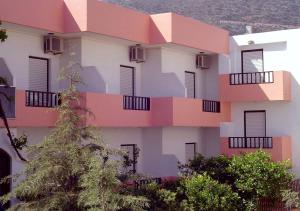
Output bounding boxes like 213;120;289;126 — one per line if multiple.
245;111;266;137
185;71;195;98
185;143;196;162
29;57;48;91
242;50;263;73
120;66;134;96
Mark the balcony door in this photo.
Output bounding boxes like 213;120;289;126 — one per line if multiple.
121;144;137;173
120;65;135;96
244;110;266;137
241;49;264;73
29;56;49;92
185;71;195;98
185;143;196;162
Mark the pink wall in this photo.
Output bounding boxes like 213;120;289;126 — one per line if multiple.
84;94;230;127
5;91;230;128
219;71;291;102
0;0;65;33
220;136;292;162
0;90;58;128
171;13;229;54
86;0;150;44
0;0;229;54
150;13;229;53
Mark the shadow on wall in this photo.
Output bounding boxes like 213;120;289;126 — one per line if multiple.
141;49;186;97
59;65;107;93
0;58;13;86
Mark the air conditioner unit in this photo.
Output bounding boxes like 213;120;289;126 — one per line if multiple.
196;54;210;69
129;44;145;63
44;33;64;55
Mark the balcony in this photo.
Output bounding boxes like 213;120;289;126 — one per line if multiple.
0;90;230;128
0;90;58;127
220;136;292;162
219;71;291;102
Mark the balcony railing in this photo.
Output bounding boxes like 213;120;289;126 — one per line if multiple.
135;177;162;189
123;96;150;111
202;100;220;113
25;90;61;108
230;71;274;85
228;137;273;148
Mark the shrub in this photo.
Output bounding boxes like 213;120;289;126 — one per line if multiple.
177;174;240;211
178;154;234;184
227;150;294;210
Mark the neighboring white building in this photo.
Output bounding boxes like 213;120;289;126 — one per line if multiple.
0;0;298;202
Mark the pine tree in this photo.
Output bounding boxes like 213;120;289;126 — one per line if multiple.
0;71;148;211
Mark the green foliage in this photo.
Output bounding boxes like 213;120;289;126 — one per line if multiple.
177;174;240;211
0;21;8;42
227;150;294;210
0;72;148;211
178;154;233;184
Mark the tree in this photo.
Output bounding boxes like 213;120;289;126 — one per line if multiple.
0;21;8;42
0;71;148;210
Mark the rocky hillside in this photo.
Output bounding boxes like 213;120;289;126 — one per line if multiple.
103;0;300;35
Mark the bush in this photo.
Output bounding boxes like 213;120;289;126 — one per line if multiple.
227;150;294;210
178;154;233;184
177;174;240;211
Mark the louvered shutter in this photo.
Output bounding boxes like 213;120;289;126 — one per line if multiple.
29;57;48;91
185;143;196;162
120;66;134;96
185;72;195;98
245;111;266;137
242;50;263;73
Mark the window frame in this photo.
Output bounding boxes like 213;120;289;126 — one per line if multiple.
244;110;266;137
241;49;264;74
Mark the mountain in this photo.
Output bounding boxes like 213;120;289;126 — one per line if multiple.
103;0;300;35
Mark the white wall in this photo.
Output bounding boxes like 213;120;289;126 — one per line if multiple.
0;28;60;91
222;29;300;177
81;36;142;95
142;46;219;100
102;128;144;172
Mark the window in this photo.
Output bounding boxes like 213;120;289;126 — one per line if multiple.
29;56;49;92
185;143;196;162
244;110;266;137
242;49;264;73
121;144;137;173
120;65;135;96
185;71;195;98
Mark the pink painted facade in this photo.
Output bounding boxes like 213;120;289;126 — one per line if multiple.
0;0;296;180
219;71;291;102
2;91;230;128
0;0;228;53
0;90;58;128
220;137;292;162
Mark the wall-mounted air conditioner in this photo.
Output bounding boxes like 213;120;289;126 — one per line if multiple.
196;53;210;69
44;33;64;55
129;44;145;63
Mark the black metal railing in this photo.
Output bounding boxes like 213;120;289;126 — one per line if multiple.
25;90;61;108
230;71;274;85
228;137;273;148
123;96;150;111
135;177;162;189
202;100;221;113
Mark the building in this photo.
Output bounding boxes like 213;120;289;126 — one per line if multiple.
0;0;298;199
